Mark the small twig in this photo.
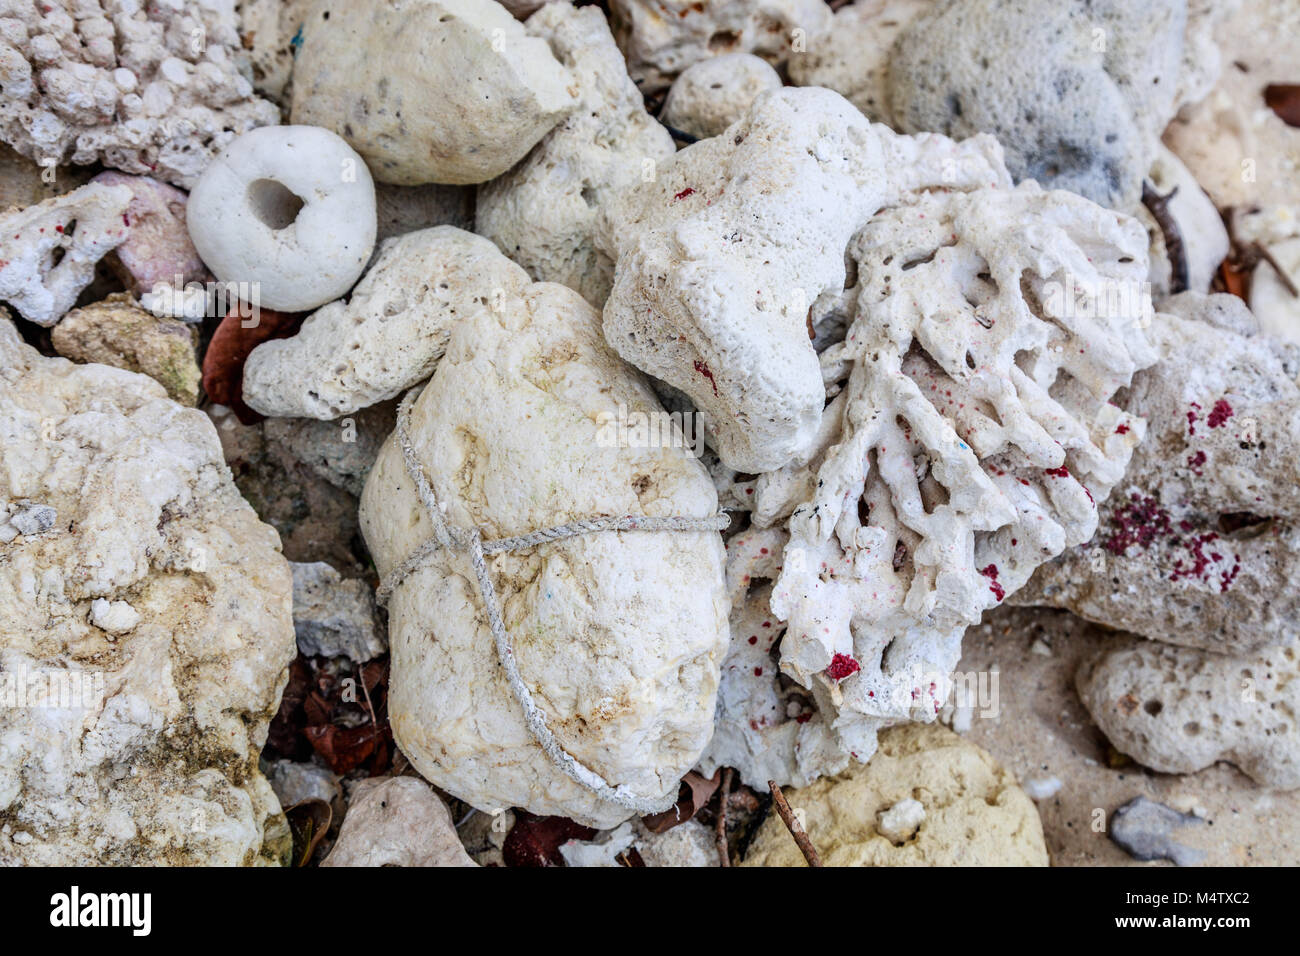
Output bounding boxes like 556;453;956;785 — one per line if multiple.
767;780;823;867
1256;243;1299;297
357;663;378;727
715;768;733;867
659;122;699;145
1141;180;1188;294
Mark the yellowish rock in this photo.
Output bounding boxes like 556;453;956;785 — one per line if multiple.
51;294;200;405
741;723;1049;867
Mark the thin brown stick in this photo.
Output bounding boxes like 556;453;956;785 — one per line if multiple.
767;780;823;867
1256;243;1299;297
715;768;733;867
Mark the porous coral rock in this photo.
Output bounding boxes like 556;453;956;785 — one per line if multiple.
0;317;296;865
358;265;728;828
476;3;674;305
243;227;530;419
289;561;385;662
262;401;395;498
888;0;1189;210
741;723;1049;866
661;53;783;141
290;0;578;185
186;125;377;313
0;0;279;187
597;86;1012;473
751;179;1156;763
0;180;131;326
91;171;206;297
560;817;719;866
1016;293;1300;654
50;293;200;405
236;0;315;106
609;0;831;94
1077;636;1299;790
321;777;475;867
696;526;850;790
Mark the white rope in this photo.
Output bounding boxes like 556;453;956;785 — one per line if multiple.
376;386;729;814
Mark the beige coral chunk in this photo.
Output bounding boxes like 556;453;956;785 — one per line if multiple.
0;317;296;865
290;0;578;184
661;53;782;140
0;181;132;326
1077;635;1299;789
609;0;831;93
741;723;1049;866
476;2;675;304
51;293;200;405
359;273;728;829
243;227;532;419
321;777;476;867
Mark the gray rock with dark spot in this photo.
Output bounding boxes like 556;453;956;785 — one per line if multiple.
7;503;56;537
888;0;1186;209
1110;796;1207;865
290;562;386;662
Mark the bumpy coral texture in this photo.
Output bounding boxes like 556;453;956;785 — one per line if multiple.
1016;293;1300;654
476;2;675;306
0;0;279;187
752;180;1156;766
0;317;296;865
598;86;1012;474
1077;635;1299;789
358;274;728;829
741;723;1049;866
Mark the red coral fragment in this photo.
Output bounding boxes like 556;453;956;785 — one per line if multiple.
826;653;860;681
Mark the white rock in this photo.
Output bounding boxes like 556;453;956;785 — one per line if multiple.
186;125;377;313
358;262;728;828
7;502;56;536
0;317;296;865
609;0;831;93
1250;237;1300;346
597;86;1012;473
559;821;636;867
89;598;141;635
661;53;782;140
290;0;578;185
243;227;530;419
290;561;385;662
1077;635;1299;789
476;3;675;305
321;777;476;867
876;797;925;843
0;182;132;326
1022;776;1063;801
267;759;342;810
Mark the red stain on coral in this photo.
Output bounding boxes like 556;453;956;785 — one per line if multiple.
693;359;719;395
826;653;860;681
1187;450;1207;475
1102;494;1172;555
1115;423;1130;434
672;187;696;202
1207;398;1234;429
978;564;1005;601
1045;466;1070;478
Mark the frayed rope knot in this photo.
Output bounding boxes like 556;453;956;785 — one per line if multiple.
376;386;730;814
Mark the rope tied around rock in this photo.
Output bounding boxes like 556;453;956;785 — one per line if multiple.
376;386;730;815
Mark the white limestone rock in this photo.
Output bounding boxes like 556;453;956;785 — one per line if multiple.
1250;237;1300;345
560;817;719;867
1016;293;1300;654
321;777;475;867
661;53;782;141
476;3;675;305
596;86;1012;473
888;0;1188;210
1077;635;1300;789
290;0;578;185
0;317;296;866
0;181;132;326
609;0;831;94
186;125;377;313
358;267;728;828
755;179;1156;764
243;227;530;419
0;0;279;187
290;561;385;662
237;0;316;105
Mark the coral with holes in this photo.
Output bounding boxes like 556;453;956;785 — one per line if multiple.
0;0;278;187
1076;634;1299;789
608;0;830;93
597;86;1012;474
476;2;674;306
744;180;1156;767
1016;293;1300;654
0;180;131;325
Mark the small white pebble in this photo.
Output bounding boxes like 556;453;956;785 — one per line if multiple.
1022;776;1062;801
91;598;141;635
877;797;925;844
1030;637;1052;656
